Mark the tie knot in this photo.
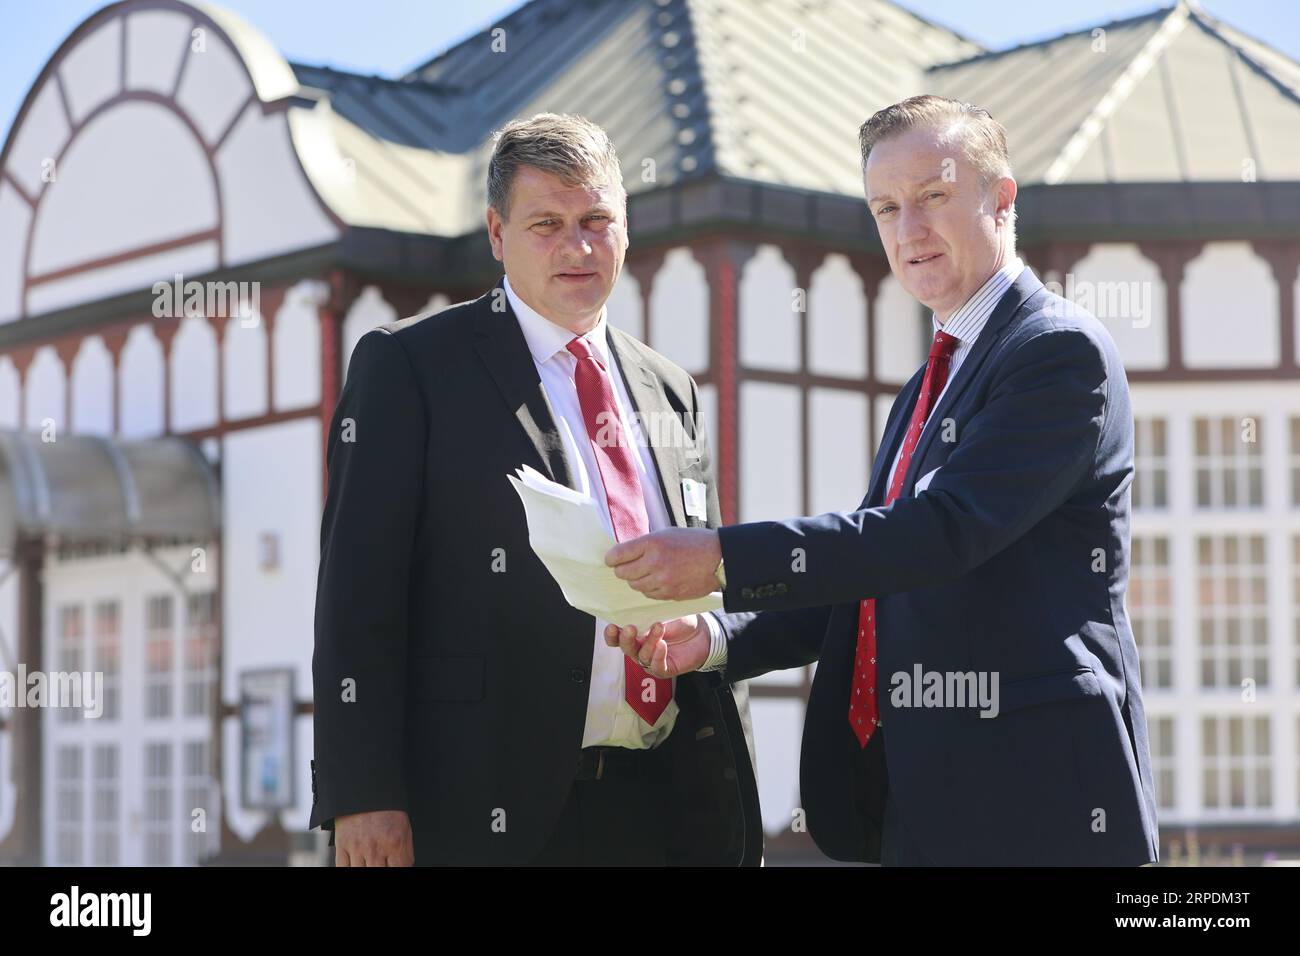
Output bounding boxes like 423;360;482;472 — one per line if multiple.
930;330;959;360
566;336;595;363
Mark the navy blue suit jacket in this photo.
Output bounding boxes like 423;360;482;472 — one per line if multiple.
716;268;1160;866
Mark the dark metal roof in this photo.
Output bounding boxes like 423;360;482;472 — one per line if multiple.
286;0;979;230
282;0;1300;240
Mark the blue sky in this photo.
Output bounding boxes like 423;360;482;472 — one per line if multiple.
2;0;1298;146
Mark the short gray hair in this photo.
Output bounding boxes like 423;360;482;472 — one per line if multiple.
487;112;626;220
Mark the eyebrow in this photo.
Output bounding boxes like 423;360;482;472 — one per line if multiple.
522;204;614;220
868;177;946;206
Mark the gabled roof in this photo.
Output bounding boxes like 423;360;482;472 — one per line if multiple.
927;1;1300;183
288;0;1300;224
397;0;979;198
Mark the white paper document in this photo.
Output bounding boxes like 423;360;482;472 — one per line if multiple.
506;465;724;632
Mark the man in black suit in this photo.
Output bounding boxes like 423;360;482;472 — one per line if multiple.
606;96;1159;866
308;112;761;865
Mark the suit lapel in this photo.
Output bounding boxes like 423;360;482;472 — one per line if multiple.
898;269;1044;495
472;279;575;490
863;370;924;509
607;329;691;528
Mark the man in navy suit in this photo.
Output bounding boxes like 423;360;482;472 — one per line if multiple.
603;95;1160;866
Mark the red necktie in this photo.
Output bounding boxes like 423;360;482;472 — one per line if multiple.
566;336;673;725
848;329;960;748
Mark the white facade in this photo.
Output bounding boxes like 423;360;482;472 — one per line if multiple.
41;544;219;866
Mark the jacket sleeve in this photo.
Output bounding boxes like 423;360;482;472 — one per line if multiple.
716;326;1111;613
684;374;835;683
310;328;427;830
715;605;834;684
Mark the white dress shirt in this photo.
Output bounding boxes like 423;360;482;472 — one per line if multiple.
700;256;1025;673
505;275;698;748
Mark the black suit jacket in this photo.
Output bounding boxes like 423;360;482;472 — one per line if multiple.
309;278;763;865
715;269;1159;866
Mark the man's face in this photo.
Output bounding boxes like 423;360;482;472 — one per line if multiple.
865;125;1015;320
486;165;628;333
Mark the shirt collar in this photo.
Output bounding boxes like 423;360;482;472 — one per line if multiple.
504;274;611;368
931;255;1025;344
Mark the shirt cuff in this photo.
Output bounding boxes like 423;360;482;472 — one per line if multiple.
698;611;729;673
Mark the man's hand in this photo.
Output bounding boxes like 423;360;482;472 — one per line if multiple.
604;614;710;678
335;809;414;866
605;528;722;601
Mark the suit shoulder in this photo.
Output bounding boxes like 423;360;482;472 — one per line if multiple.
366;289;492;353
1007;292;1124;380
609;327;699;398
1019;288;1116;346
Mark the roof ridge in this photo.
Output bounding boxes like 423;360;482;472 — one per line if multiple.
1185;3;1300;106
1042;3;1192;184
671;0;724;183
927;3;1175;72
398;0;553;80
289;60;462;94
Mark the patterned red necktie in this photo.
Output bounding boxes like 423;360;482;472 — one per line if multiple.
566;336;672;725
848;329;960;747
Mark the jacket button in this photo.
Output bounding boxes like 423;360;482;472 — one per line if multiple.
775;583;789;595
741;587;755;600
570;668;588;683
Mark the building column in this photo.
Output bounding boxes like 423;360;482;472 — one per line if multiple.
691;239;756;525
1255;240;1300;373
0;536;45;864
626;250;666;350
846;252;888;452
258;285;286;415
317;270;358;504
788;247;821;516
7;346;35;430
100;324;133;436
153;317;180;435
1138;240;1205;374
53;339;79;434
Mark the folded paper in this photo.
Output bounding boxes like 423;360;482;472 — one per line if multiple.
507;464;724;632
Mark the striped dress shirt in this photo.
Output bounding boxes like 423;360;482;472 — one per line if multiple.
884;256;1025;493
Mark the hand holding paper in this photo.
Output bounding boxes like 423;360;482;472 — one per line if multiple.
604;527;723;602
507;465;723;632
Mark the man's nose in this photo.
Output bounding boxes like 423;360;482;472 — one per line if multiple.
896;204;927;246
559;222;593;258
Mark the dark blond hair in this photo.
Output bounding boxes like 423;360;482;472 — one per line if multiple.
487;112;625;220
859;95;1012;187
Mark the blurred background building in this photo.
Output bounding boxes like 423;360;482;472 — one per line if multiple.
0;0;1297;865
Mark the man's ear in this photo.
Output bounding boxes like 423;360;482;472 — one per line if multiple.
994;175;1017;222
486;206;505;262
